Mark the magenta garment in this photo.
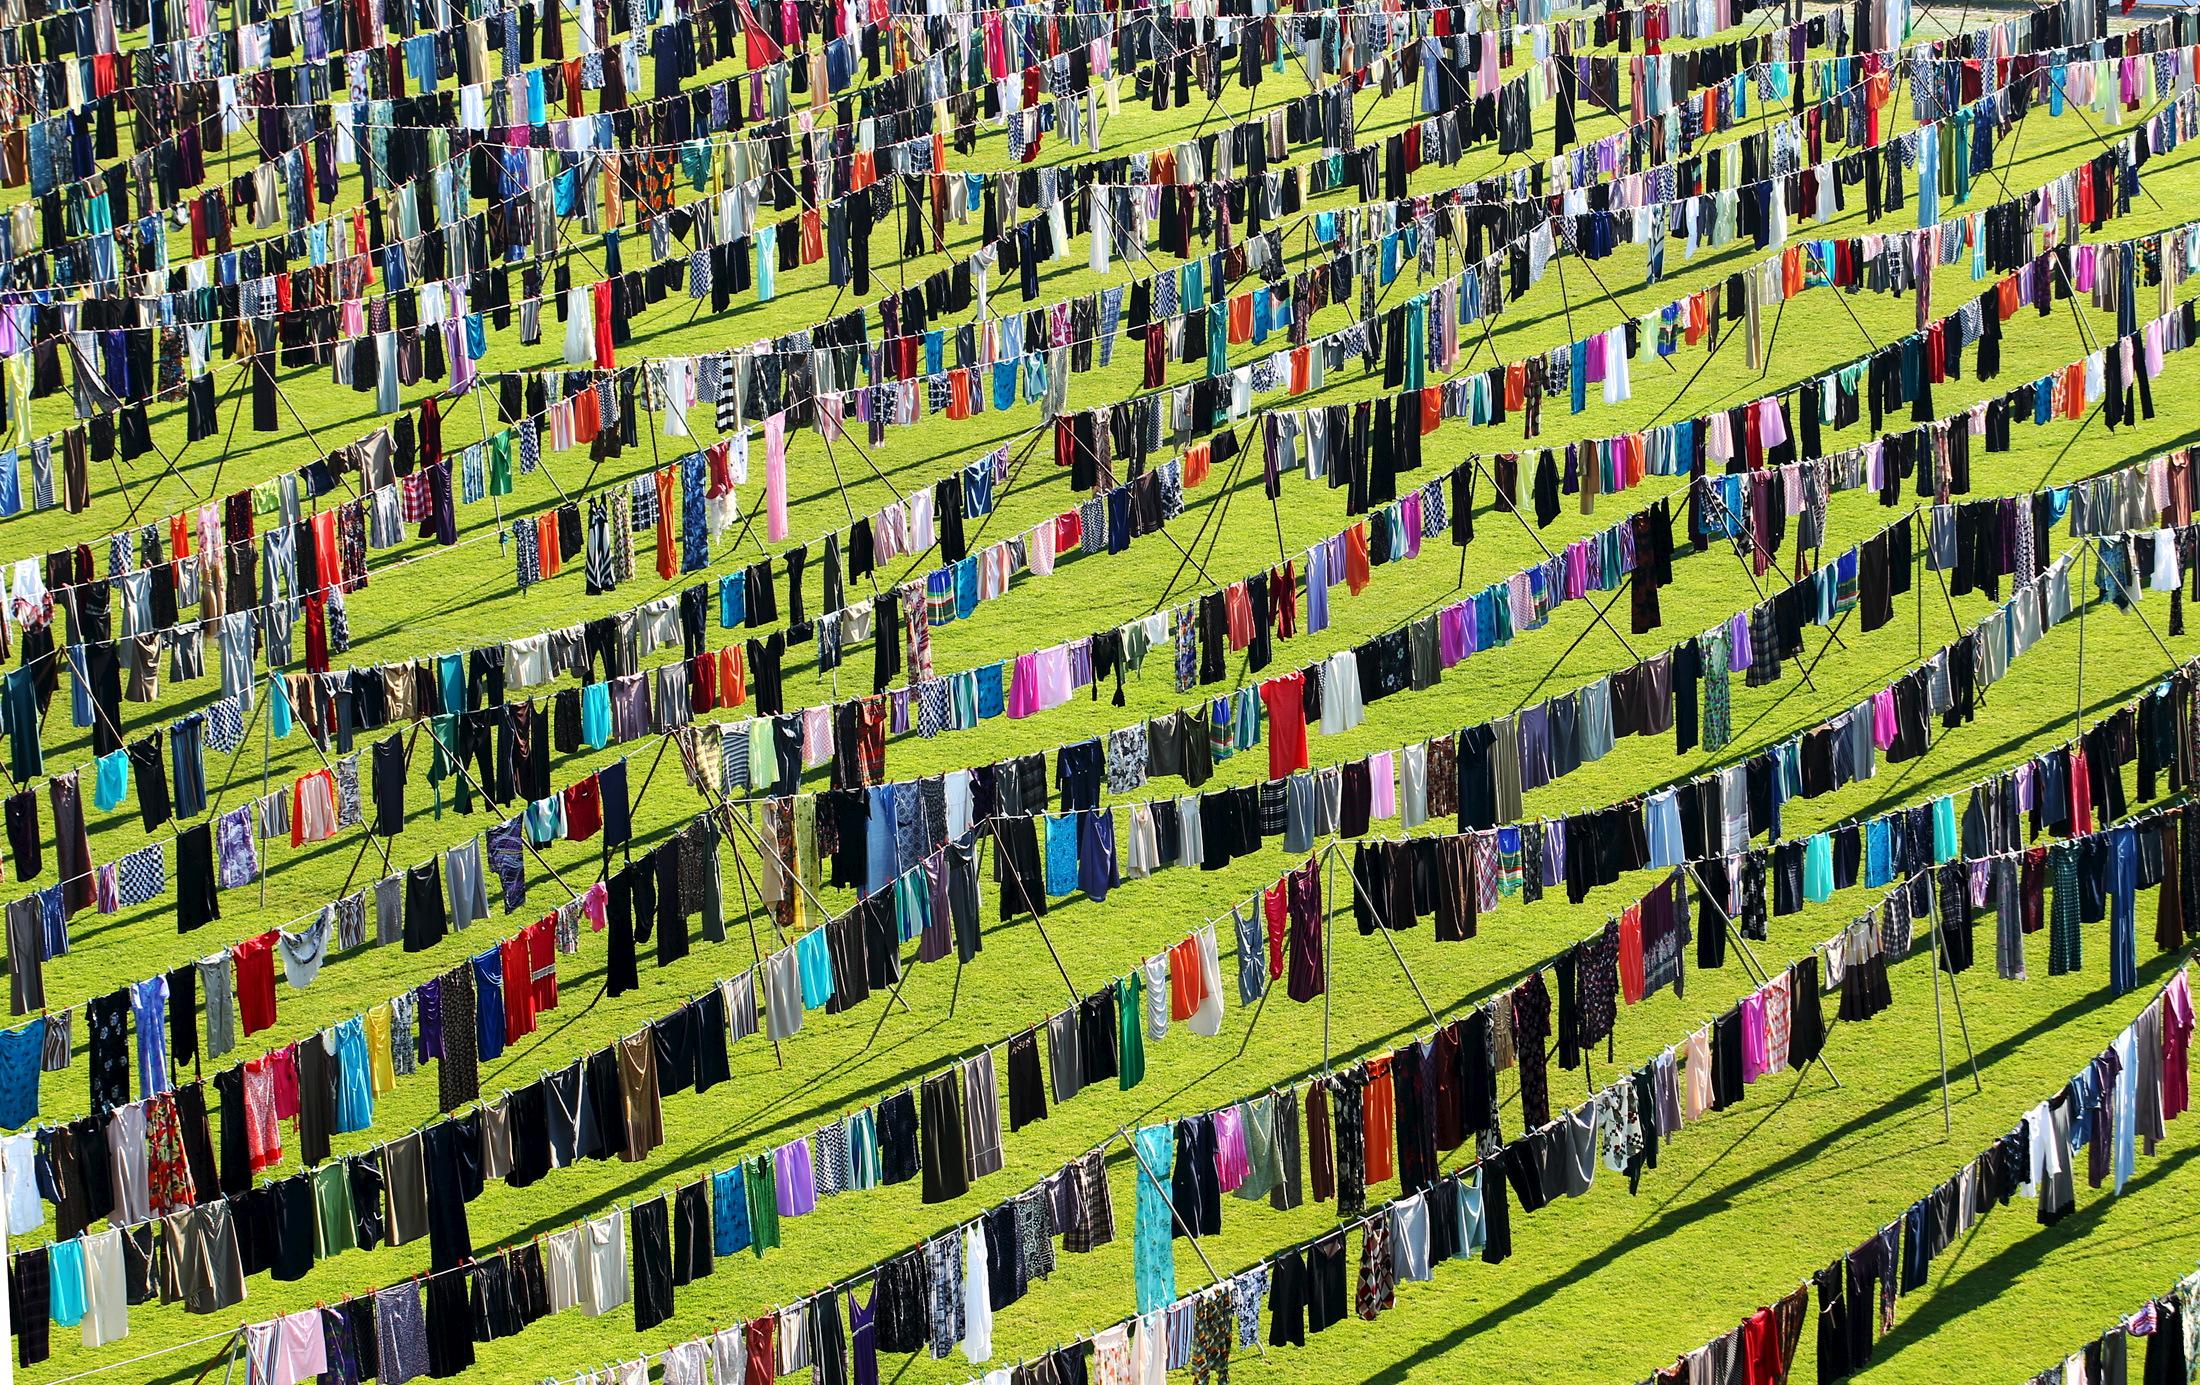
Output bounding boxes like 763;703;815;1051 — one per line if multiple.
1739;995;1769;1084
1212;1107;1248;1193
1008;653;1040;718
1872;689;1898;749
1563;543;1588;600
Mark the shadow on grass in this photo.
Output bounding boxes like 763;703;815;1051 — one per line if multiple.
1353;947;2184;1385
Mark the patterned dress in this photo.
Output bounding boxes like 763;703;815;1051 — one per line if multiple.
145;1092;195;1213
1190;1289;1234;1385
1700;630;1732;751
1356;1220;1395;1320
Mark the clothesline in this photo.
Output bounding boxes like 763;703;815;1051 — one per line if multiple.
0;474;2147;1195
9;0;2096;520
219;838;1682;1385
30;562;2182;1380
0;426;2140;1070
0;0;2024;567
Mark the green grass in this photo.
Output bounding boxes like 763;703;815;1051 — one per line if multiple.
13;8;2200;1382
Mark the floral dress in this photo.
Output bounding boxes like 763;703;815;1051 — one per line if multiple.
145;1093;195;1213
1700;630;1732;751
1132;1124;1177;1313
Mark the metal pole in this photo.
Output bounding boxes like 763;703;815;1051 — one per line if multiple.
2077;544;2091;737
1925;901;1955;1134
1681;857;1841;1089
1234;959;1274;1059
992;818;1079;1005
258;671;273;907
1915;511;1925;659
718;821;784;1070
1114;1123;1269;1359
1937;920;1986;1094
1339;843;1438;1026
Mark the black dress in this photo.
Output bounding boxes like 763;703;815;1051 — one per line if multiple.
918;1073;968;1205
631;1197;674;1331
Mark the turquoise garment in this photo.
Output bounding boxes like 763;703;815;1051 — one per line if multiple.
269;675;294;738
48;1238;84;1326
1044;814;1080;897
795;927;835;1008
1916;114;1939;227
334;1016;374;1132
1232;689;1261;751
845;1108;880;1189
1932;795;1959;863
892;868;929;943
525;796;564;845
954;557;979;618
757;225;776;300
580;682;613;748
1803;834;1834;904
1132;1124;1177;1314
1404;297;1426;389
93;750;129;811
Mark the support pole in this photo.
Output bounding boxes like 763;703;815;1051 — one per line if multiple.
1926;903;1956;1134
1115;1124;1270;1360
258;672;273;907
1936;910;1986;1094
1681;858;1842;1089
993;818;1080;1005
1340;844;1438;1026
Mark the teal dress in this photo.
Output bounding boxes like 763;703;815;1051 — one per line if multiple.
1132;1125;1177;1313
1802;834;1834;904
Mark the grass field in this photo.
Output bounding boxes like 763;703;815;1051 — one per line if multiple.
12;2;2200;1381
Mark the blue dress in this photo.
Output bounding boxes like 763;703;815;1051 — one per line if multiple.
0;1017;44;1129
1044;814;1080;898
